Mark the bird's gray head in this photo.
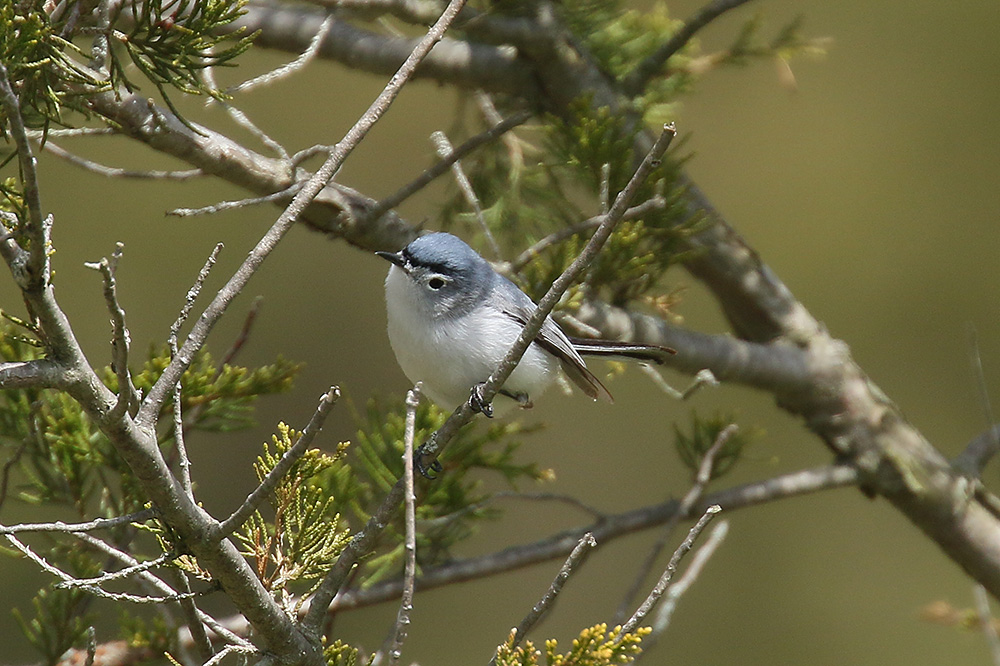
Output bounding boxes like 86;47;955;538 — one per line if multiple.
376;232;495;320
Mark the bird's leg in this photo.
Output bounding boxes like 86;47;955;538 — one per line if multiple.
414;445;443;479
500;389;533;409
469;383;494;417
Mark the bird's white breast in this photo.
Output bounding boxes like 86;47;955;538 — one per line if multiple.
384;266;558;408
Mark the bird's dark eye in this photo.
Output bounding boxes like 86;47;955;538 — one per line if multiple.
428;277;446;290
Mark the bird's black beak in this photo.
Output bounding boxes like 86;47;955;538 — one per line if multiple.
375;250;407;269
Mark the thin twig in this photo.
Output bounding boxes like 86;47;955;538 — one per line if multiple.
0;508;157;535
39;141;203;179
169;243;224;347
0;438;28;513
6;533;193;604
167;183;304;217
615;424;736;623
430;130;501;259
366;109;532;222
228;14;335;96
26;127;115;138
955;425;1000;479
599;163;611;214
75;532;255;650
169;569;216;663
57;552;173;589
219;295;263;369
488;533;597;666
203;64;290;163
383;385;422;666
219;387;340;536
475;91;524;178
622;0;757;95
616;504;722;639
203;643;257;666
168;242;224;498
412;490;603;536
84;243;139;418
642;521;728;654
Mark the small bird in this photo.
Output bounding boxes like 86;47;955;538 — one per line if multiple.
377;232;674;414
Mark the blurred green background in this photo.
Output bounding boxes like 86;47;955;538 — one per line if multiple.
2;0;1000;663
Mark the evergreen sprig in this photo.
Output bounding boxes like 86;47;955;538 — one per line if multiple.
0;2;106;132
236;423;351;604
494;624;651;666
109;0;257;117
12;586;95;665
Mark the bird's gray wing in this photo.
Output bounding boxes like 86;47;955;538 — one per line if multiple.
493;278;613;403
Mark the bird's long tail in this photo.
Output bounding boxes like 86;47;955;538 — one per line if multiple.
569;337;676;364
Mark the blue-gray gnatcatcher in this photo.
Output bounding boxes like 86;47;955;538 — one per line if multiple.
377;232;674;414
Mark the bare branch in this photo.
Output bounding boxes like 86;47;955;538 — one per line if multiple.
39;141;204;179
203;644;257;666
75;532;256;651
5;533;192;604
616;504;722;639
84;626;96;666
229;14;335;95
642;521;729;654
320;464;858;617
203;64;290;163
168;242;224;497
570;299;814;391
953;325;1000;476
168;569;216;663
57;552;174;590
0;508;157;535
0;359;69;390
168;184;304;217
638;365;719;401
380;385;422;666
84;243;139;419
955;425;1000;479
219;295;263;368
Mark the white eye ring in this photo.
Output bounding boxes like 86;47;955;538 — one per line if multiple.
427;276;447;290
